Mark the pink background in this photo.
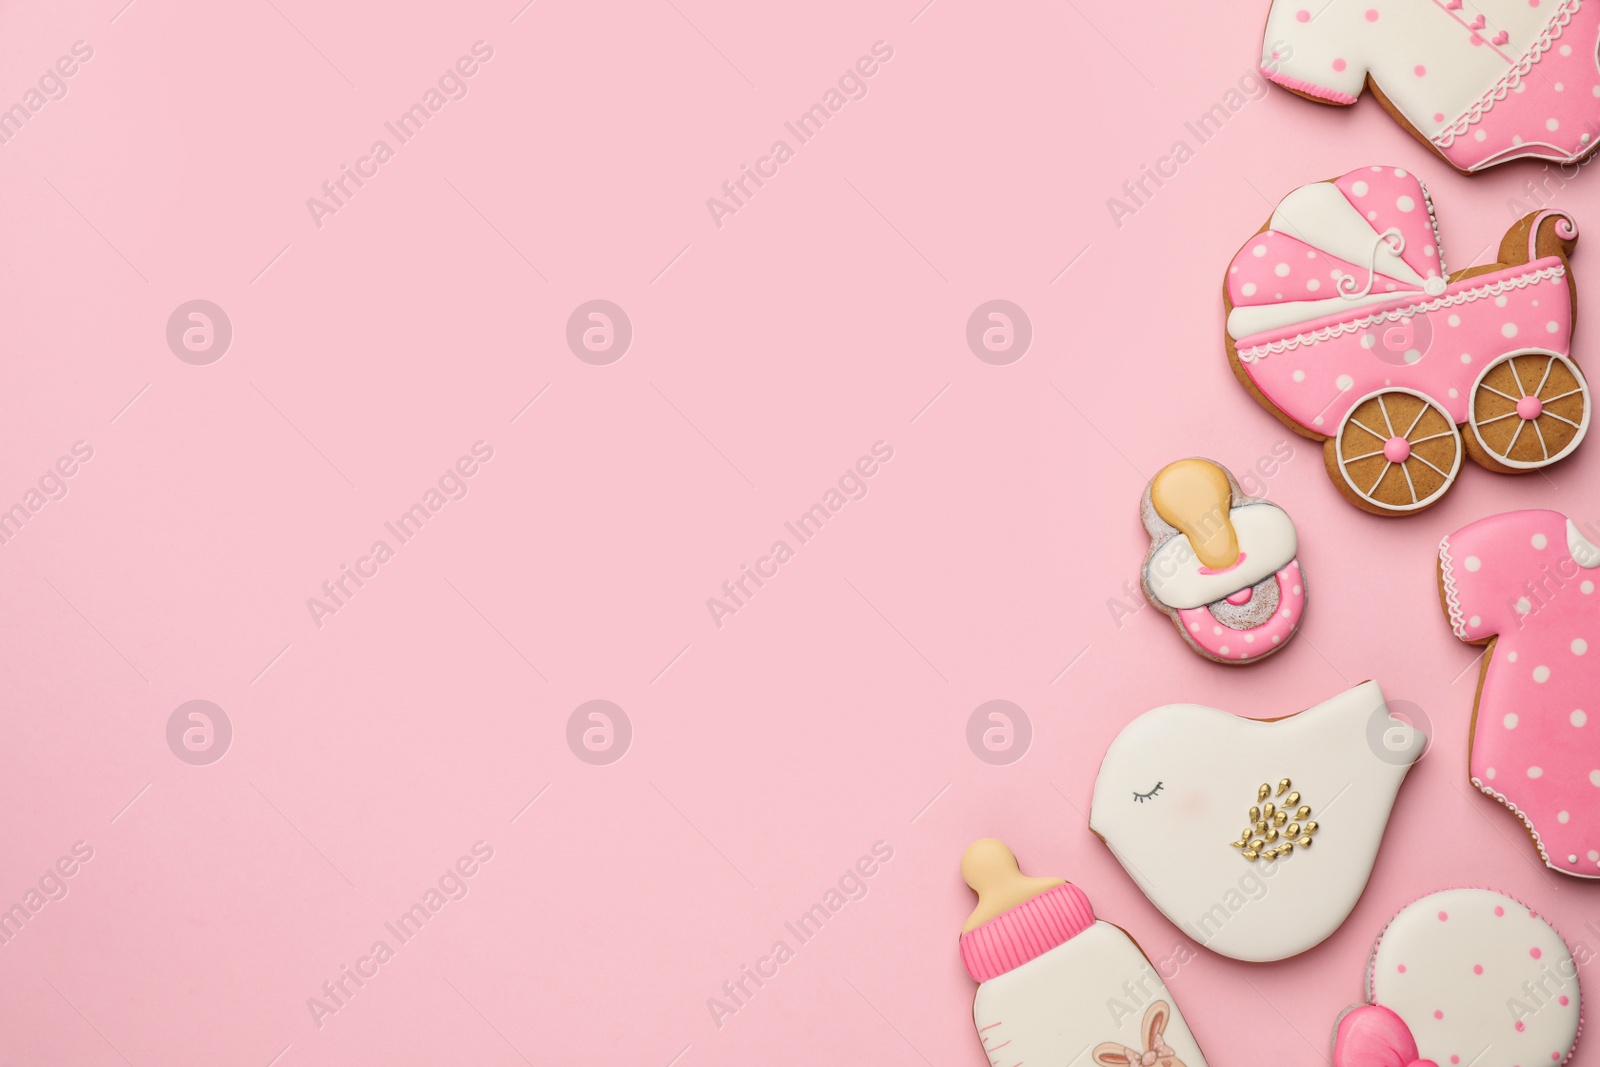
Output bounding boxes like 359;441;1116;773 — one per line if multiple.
1;0;1596;1064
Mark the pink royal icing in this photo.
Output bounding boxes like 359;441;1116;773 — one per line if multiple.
1227;168;1573;434
958;882;1096;981
1439;509;1600;878
1176;560;1306;661
1260;0;1600;172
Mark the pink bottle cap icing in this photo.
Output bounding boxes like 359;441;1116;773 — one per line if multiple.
958;882;1095;982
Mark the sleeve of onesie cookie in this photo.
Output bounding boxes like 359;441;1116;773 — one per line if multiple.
1259;1;1370;105
1439;516;1528;643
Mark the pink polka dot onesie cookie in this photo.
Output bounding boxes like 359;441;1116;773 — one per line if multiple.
1259;0;1600;173
1226;167;1589;515
1332;888;1581;1067
1139;458;1306;664
1439;508;1600;878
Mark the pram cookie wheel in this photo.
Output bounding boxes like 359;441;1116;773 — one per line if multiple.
1467;351;1590;472
1327;389;1461;515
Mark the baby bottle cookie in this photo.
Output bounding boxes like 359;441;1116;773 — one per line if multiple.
1332;888;1581;1067
959;839;1209;1067
1438;509;1600;878
1140;457;1306;664
1091;681;1425;962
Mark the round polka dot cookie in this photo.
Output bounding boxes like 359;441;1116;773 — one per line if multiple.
1257;0;1600;174
1439;509;1600;878
1332;888;1580;1067
1139;457;1306;665
1225;166;1590;515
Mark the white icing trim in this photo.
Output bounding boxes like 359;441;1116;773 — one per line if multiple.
1567;518;1600;567
1434;0;1583;149
1472;774;1600;880
1466;351;1591;469
1237;265;1566;361
1333;388;1462;513
1420;178;1447;279
1438;533;1470;639
1228;291;1412;340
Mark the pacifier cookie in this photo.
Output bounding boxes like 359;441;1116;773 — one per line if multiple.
1257;2;1600;173
1225;166;1588;515
1332;888;1581;1067
1090;681;1426;962
1140;457;1306;664
959;839;1209;1067
1438;508;1600;878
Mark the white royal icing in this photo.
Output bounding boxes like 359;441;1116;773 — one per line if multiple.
1566;518;1600;568
974;923;1209;1067
1366;888;1581;1067
1145;503;1299;611
1090;681;1425;963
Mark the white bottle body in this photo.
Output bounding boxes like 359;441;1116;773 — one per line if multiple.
971;921;1207;1067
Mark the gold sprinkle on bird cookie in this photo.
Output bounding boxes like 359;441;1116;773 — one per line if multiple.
1230;779;1318;862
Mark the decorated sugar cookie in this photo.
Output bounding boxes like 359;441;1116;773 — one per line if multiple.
1258;1;1600;173
1090;681;1426;962
1332;888;1581;1067
958;840;1209;1067
1438;509;1600;878
1140;457;1306;664
1225;167;1589;515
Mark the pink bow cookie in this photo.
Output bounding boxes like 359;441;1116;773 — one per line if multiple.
1334;1006;1439;1067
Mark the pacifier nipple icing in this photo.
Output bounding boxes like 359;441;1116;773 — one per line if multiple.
1149;459;1238;571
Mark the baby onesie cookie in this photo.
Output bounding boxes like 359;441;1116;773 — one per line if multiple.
1258;1;1600;173
958;839;1209;1067
1438;509;1600;878
1332;888;1581;1067
1090;681;1426;962
1140;457;1306;664
1226;166;1589;515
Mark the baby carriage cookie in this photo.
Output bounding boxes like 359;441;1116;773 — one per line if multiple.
1438;508;1600;878
1257;0;1600;173
1090;681;1426;962
1225;166;1589;515
1332;888;1581;1067
958;839;1209;1067
1140;457;1306;664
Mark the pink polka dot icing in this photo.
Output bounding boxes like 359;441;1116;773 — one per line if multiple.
1258;0;1600;171
1361;889;1580;1067
1441;511;1600;876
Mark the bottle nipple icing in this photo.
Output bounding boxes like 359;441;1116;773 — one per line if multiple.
960;838;1064;931
1149;459;1239;571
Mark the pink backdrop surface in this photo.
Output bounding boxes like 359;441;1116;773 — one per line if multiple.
1;0;1596;1064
